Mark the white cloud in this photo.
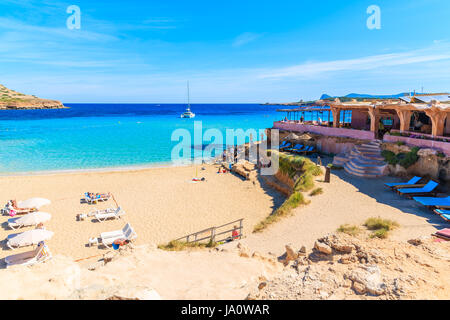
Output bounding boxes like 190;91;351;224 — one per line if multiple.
259;43;450;79
232;32;262;47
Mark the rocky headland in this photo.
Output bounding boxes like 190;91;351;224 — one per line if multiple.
0;84;66;110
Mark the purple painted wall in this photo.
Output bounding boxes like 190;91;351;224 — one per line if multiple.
273;121;375;140
350;110;368;130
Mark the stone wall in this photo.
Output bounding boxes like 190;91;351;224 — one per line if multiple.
382;142;450;184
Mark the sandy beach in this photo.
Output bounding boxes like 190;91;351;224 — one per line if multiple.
0;160;448;299
1;160;444;263
0;164;284;262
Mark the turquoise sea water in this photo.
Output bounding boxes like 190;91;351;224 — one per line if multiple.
0;104;283;174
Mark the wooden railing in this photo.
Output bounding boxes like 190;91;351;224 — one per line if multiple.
175;218;244;244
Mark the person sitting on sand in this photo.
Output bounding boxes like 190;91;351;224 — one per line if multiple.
226;226;241;242
232;226;240;240
112;238;130;250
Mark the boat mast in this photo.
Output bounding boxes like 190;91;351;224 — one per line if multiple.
187;81;190;108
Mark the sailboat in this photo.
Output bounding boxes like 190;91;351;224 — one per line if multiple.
181;81;195;118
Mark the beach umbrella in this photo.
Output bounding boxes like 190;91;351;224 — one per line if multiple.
286;133;300;141
8;229;54;248
15;212;52;225
18;198;51;209
298;134;313;141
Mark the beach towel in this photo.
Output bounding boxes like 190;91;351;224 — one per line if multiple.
436;228;450;238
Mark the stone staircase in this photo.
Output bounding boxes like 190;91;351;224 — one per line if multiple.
332;140;388;178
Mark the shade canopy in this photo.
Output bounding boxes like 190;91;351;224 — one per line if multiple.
8;229;54;247
18;198;51;209
16;212;52;225
285;133;300;141
298;133;313;140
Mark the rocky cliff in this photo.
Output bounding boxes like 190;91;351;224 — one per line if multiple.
0;84;66;110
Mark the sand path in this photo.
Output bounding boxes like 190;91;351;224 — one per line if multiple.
239;169;446;255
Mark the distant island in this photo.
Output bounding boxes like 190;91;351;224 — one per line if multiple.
0;84;66;110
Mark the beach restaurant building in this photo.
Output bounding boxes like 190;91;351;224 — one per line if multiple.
274;94;450;154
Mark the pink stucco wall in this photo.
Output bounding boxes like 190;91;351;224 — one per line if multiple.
273;121;375;140
350;110;368;130
383;134;450;156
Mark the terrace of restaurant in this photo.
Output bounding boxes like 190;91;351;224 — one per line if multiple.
273;94;450;154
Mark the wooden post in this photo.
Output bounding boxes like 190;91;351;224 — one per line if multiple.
331;107;341;128
368;107;380;139
211;228;216;243
425;105;446;137
324;166;331;183
396;109;412;132
239;219;243;238
317;156;322;166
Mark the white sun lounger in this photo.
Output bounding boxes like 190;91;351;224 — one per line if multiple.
8;217;26;230
100;223;137;247
7;212;52;230
84;192;111;204
4;241;52;268
93;206;126;222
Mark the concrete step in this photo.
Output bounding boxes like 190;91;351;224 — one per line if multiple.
355;146;382;154
350;150;384;161
360;143;381;149
332;154;349;166
348;158;387;171
344;161;386;178
356;157;386;166
342;142;387;178
344;165;383;178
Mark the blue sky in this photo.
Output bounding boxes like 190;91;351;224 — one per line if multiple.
0;0;449;103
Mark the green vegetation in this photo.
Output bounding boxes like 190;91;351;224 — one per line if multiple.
253;151;321;233
337;224;361;236
364;217;399;239
310;187;323;196
381;147;420;168
253;191;309;233
158;239;217;251
396;141;405;146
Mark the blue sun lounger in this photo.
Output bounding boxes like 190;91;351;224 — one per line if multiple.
301;146;315;154
397;180;439;197
286;144;303;152
384;176;422;189
413;196;450;208
434;210;450;222
434;208;450;215
279;141;289;149
279;142;292;151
